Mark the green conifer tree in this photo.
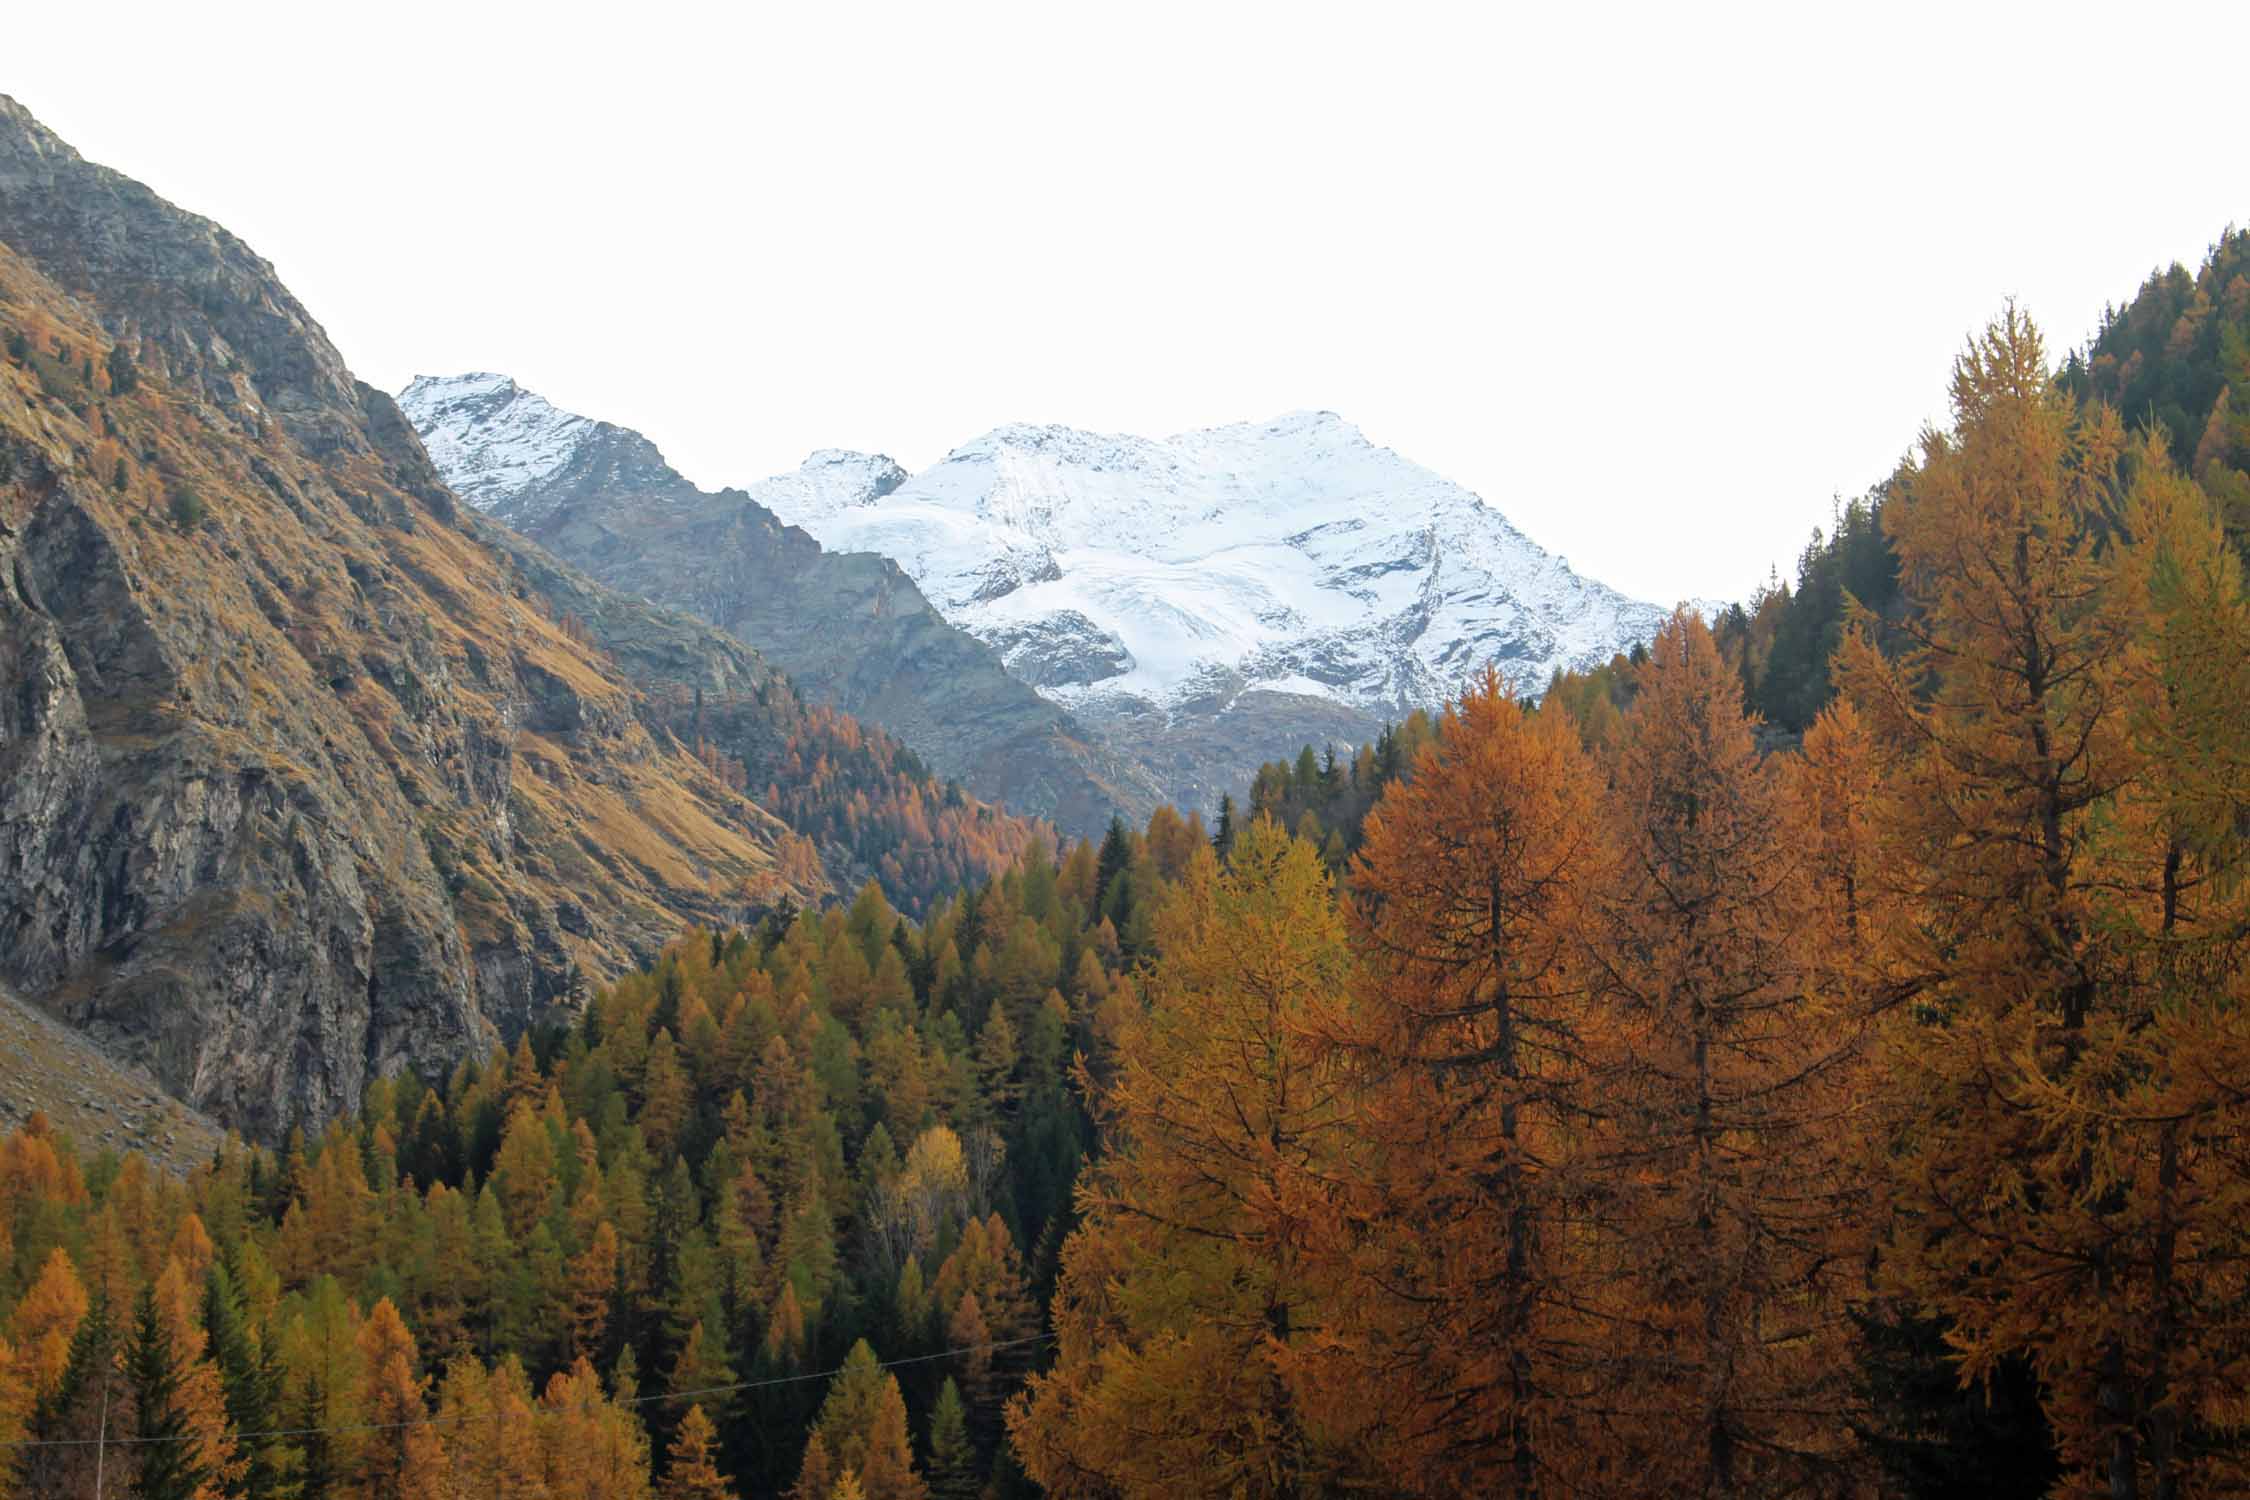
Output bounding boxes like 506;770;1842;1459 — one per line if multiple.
126;1284;210;1500
205;1261;302;1499
925;1377;978;1500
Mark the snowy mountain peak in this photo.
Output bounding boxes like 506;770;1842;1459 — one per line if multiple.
744;449;911;525
752;412;1667;718
398;372;600;515
398;376;1668;815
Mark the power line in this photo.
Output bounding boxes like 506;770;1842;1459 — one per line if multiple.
0;1332;1054;1450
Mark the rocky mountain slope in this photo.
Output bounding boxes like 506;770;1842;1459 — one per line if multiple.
410;394;1665;815
0;979;223;1176
401;374;1164;835
0;96;1036;1140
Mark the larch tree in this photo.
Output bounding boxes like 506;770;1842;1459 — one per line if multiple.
660;1403;737;1500
1322;667;1613;1497
493;1100;562;1242
351;1297;446;1500
539;1356;653;1500
1585;609;1864;1497
1008;820;1374;1497
437;1355;547;1500
565;1218;622;1363
1840;310;2250;1496
8;1247;88;1400
790;1429;838;1500
0;1334;24;1500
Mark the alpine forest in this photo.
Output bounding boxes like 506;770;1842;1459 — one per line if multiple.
8;79;2250;1500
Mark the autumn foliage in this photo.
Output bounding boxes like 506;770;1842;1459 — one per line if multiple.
1009;310;2250;1498
7;301;2250;1498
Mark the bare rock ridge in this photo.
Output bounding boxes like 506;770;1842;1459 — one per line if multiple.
0;95;1011;1140
398;374;1165;836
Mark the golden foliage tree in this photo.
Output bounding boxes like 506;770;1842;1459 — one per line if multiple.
1584;610;1864;1496
8;1247;88;1400
540;1356;653;1500
438;1355;547;1500
661;1403;736;1500
1008;820;1371;1496
1840;310;2250;1496
1321;667;1612;1496
352;1297;446;1500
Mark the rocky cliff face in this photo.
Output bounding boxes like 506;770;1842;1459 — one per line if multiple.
400;375;1165;835
0;97;993;1139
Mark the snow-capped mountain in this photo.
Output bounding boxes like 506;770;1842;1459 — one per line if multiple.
402;377;1668;816
750;410;1668;721
400;373;602;529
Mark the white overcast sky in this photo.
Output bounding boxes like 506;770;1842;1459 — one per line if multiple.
11;2;2248;604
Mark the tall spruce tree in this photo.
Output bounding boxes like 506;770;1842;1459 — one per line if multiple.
126;1284;210;1500
204;1261;299;1499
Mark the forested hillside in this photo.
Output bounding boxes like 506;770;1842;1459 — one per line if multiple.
1624;228;2250;744
0;823;1190;1499
1013;311;2250;1497
8;305;2247;1499
6;75;2250;1496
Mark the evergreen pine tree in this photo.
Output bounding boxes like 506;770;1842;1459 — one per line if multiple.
104;340;137;394
925;1377;978;1500
1093;816;1132;905
21;1293;126;1499
126;1283;210;1500
207;1259;301;1493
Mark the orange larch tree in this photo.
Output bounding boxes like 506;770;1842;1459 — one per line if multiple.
661;1402;737;1500
351;1297;447;1500
437;1354;548;1499
1840;311;2250;1496
539;1356;654;1500
1584;610;1864;1497
1007;820;1375;1497
1318;666;1613;1497
7;1247;88;1401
